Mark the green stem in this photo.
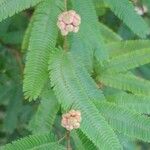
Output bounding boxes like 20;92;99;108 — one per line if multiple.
63;0;68;52
63;36;68;51
66;131;72;150
64;0;67;11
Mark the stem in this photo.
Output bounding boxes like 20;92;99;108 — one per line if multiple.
64;0;67;11
63;36;68;51
66;131;72;150
63;0;68;52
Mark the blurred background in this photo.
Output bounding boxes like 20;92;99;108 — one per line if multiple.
0;1;150;149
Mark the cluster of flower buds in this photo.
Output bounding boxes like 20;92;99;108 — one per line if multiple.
135;5;148;16
61;110;82;131
57;10;81;36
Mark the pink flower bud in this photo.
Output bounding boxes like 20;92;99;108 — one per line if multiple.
57;21;65;30
72;17;81;26
73;26;79;33
66;24;74;32
68;10;76;15
61;29;68;36
62;13;74;24
74;122;80;129
57;10;81;36
61;110;82;131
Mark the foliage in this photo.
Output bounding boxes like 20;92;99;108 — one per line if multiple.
0;0;150;149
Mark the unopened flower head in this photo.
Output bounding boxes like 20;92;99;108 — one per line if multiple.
61;110;82;131
57;10;81;36
135;5;148;16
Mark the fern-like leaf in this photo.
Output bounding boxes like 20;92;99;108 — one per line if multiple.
106;40;150;58
75;130;98;150
28;89;59;134
94;101;150;142
72;0;109;64
98;73;150;96
0;0;43;22
104;89;150;114
103;48;150;74
117;133;136;150
71;131;86;150
104;0;150;38
23;0;61;100
31;142;66;150
1;133;59;150
49;50;122;150
99;23;122;43
21;15;35;52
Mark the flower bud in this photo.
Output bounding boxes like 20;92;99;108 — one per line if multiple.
135;5;148;16
57;10;81;36
61;110;82;131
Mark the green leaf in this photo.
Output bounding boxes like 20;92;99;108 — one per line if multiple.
21;15;35;52
103;48;150;74
104;89;150;114
75;130;98;150
69;0;99;72
99;23;122;43
104;0;150;38
117;133;136;150
71;131;86;150
31;142;66;150
106;40;150;58
138;64;150;80
0;0;43;22
94;101;150;142
28;89;59;134
23;0;61;100
49;50;122;150
98;73;150;96
1;133;57;150
72;0;109;65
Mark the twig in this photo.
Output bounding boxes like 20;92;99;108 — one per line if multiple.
63;0;68;52
66;131;72;150
64;0;67;11
63;36;68;51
